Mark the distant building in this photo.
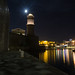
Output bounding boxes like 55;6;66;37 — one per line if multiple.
55;39;75;49
69;40;75;46
39;41;56;47
11;28;25;36
63;40;75;46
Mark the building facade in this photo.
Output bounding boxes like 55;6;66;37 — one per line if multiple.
12;28;25;36
0;0;9;51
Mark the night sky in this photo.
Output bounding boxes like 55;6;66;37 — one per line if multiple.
7;0;75;42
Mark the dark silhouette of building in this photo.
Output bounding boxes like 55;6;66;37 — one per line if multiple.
9;13;39;51
12;28;25;36
0;0;9;51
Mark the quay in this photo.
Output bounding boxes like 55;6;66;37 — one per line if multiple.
0;51;68;75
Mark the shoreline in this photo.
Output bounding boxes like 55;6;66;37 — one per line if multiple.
0;51;68;75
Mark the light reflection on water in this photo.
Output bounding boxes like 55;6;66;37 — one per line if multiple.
39;49;75;73
73;52;75;68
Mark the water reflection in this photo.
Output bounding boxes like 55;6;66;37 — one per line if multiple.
73;52;75;68
63;49;66;64
44;50;49;63
39;49;75;71
66;50;70;65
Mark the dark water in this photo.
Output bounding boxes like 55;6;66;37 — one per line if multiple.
39;49;75;74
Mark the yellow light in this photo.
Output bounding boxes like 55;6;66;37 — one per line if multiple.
41;41;48;45
63;49;65;64
54;50;56;63
51;44;53;46
39;41;55;47
49;41;55;44
72;41;75;43
45;44;48;47
39;41;40;43
73;52;75;68
61;43;64;45
66;50;70;65
44;50;48;63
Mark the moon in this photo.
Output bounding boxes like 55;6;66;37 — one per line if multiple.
25;9;28;13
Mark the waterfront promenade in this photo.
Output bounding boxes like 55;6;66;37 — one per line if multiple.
0;51;68;75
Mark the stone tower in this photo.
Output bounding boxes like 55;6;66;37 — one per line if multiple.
26;13;35;36
26;13;39;49
0;0;9;51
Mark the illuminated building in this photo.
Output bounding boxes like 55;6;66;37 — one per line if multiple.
55;39;75;49
39;41;56;47
0;0;9;51
26;13;35;36
65;40;75;49
12;28;25;36
70;40;75;46
63;39;75;46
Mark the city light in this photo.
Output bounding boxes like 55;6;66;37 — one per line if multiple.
45;44;48;47
39;41;55;47
72;41;75;43
73;52;75;68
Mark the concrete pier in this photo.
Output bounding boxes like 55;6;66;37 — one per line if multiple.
0;51;68;75
0;0;9;51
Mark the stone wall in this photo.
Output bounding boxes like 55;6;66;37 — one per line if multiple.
9;32;39;51
0;0;9;51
